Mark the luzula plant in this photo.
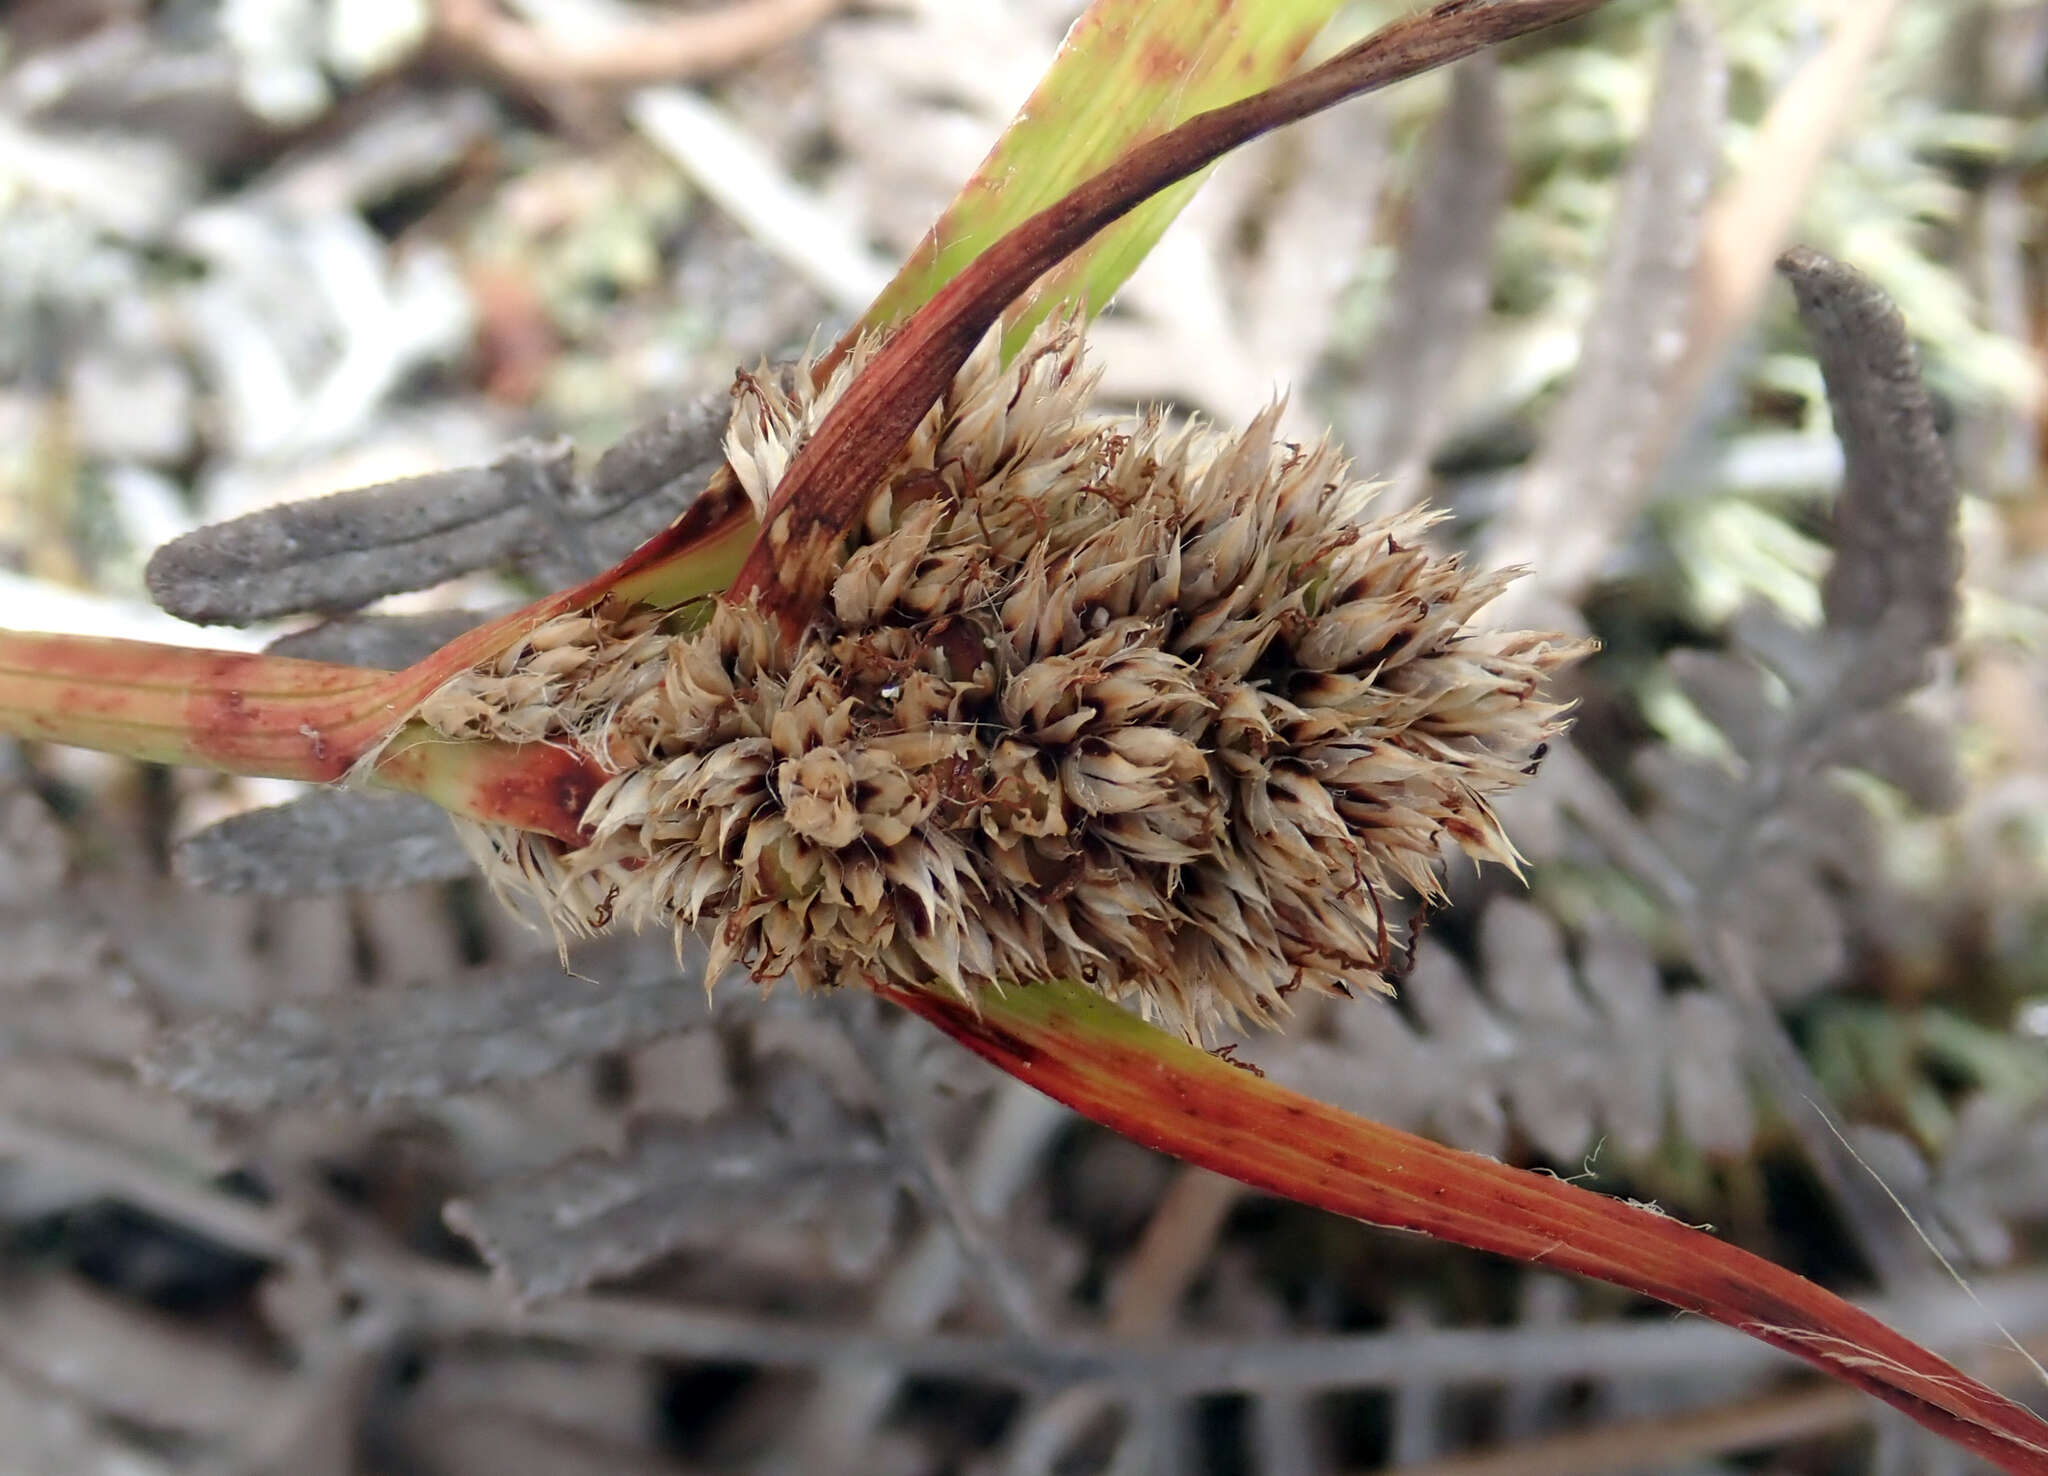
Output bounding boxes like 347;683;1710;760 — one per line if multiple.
6;1;2048;1468
437;321;1579;1039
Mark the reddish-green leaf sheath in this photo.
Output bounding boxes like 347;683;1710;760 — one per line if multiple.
0;632;392;778
878;976;2048;1474
368;467;759;701
732;0;1613;640
0;631;605;843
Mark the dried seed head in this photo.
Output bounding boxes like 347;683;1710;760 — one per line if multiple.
425;321;1589;1041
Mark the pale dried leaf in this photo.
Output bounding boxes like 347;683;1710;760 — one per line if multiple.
1818;709;1963;813
408;1347;655;1451
1723;854;1846;1001
1483;903;1600;1162
0;787;70;904
0;1276;287;1437
391;1411;687;1476
1667;991;1755;1156
1235;103;1389;386
0;800;155;1061
1936;1094;2048;1266
1269;906;1731;1165
445;1087;894;1299
1401;938;1512;1054
749;1010;878;1115
145;442;580;623
1666;647;1782;760
1479;900;1592;1028
1289;996;1438;1131
628;1028;735;1123
98;885;277;1017
579;394;730;563
1574;922;1666;1161
265;608;496;669
353;885;470;985
1636;748;1738;884
0;1367;175;1476
0;1057;231;1174
145;394;725;625
1784;779;1888;896
0;953;152;1056
141;936;717;1108
1729;601;1836;697
175;790;472;895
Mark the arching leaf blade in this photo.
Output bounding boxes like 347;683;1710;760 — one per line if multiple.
859;0;1347;346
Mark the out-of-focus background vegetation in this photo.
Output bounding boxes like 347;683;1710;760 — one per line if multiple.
3;1;2048;1472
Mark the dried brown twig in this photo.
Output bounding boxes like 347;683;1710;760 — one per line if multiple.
436;0;849;89
1409;1316;2048;1476
997;1165;1247;1471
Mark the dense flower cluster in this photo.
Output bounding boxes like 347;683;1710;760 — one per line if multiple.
419;322;1584;1040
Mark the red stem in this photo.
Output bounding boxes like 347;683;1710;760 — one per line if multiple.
878;977;2048;1473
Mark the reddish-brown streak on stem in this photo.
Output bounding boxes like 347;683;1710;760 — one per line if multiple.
727;0;1612;642
1139;36;1190;81
0;632;604;842
876;979;2048;1474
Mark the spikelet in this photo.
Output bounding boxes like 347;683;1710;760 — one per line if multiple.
423;320;1588;1041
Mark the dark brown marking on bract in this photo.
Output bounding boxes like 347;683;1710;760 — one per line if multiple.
474;746;604;844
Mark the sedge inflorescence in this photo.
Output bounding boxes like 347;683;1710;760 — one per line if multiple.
419;321;1585;1041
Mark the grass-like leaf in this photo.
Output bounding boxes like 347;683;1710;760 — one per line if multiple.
858;0;1347;352
733;0;1611;636
880;975;2048;1473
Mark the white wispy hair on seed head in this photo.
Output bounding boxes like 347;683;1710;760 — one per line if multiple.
425;320;1588;1042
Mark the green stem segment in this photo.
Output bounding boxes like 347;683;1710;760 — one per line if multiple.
878;976;2048;1474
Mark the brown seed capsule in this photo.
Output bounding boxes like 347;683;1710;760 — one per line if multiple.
425;321;1589;1042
